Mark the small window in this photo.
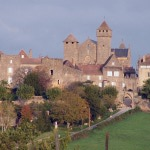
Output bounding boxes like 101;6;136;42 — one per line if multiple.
21;55;24;58
107;71;112;76
103;30;104;32
111;82;116;86
106;30;108;32
8;67;13;73
99;30;101;32
99;76;102;80
87;75;90;80
58;80;60;85
10;60;12;64
66;42;68;44
114;71;119;77
103;45;105;47
112;62;115;66
8;77;12;84
72;42;74;44
99;83;102;87
50;70;53;75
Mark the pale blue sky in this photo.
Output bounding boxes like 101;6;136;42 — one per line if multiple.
0;0;150;67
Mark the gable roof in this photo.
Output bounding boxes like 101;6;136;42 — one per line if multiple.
97;21;111;30
63;34;78;43
111;48;129;57
19;50;28;58
102;54;122;69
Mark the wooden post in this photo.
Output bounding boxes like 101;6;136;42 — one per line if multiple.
105;132;109;150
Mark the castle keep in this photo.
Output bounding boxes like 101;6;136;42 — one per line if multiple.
0;21;137;102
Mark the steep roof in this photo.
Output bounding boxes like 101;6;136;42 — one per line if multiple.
63;34;78;43
111;48;129;57
78;64;102;75
119;42;126;49
97;21;111;30
19;50;28;58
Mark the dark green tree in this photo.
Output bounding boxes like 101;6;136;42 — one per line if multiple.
101;86;118;109
141;78;150;100
46;87;61;101
16;84;34;100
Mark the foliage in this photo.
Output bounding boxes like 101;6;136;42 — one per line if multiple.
141;78;150;100
21;105;32;121
0;101;16;132
24;66;51;96
46;87;61;101
16;84;34;100
12;67;33;87
84;85;103;120
101;86;118;109
50;91;89;124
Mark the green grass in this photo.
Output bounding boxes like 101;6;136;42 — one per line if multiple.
67;112;150;150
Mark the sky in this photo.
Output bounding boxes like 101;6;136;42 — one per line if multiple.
0;0;150;67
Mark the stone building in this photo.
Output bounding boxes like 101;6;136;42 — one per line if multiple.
0;20;137;103
138;54;150;88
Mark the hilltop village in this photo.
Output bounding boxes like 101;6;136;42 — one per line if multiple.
0;21;150;105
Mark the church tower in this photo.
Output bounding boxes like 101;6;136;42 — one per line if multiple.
63;34;79;65
96;21;112;64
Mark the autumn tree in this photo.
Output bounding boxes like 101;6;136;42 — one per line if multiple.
50;91;89;126
0;101;16;132
21;105;32;121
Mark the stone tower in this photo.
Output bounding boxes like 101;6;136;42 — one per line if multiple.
96;21;112;64
63;34;79;65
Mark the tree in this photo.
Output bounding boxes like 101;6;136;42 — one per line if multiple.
21;105;32;121
16;84;34;100
0;101;16;132
101;86;118;109
12;67;33;87
50;91;89;125
24;66;51;96
46;87;61;101
141;78;150;100
84;85;102;120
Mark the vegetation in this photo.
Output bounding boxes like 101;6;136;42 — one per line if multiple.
16;84;34;100
141;78;150;100
68;111;149;150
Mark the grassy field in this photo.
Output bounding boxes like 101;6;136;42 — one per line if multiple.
67;111;150;150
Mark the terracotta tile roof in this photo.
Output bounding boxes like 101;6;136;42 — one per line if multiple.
78;64;102;75
63;34;78;43
97;21;111;30
19;50;28;58
21;58;42;64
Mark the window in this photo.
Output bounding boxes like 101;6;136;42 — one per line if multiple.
8;67;13;73
10;60;12;64
50;70;53;75
72;42;74;44
114;71;119;77
99;76;102;80
21;55;24;58
112;62;115;66
66;42;68;44
122;83;125;88
87;75;90;80
148;72;150;77
99;83;102;87
107;71;112;76
8;77;12;84
58;80;60;85
111;82;116;86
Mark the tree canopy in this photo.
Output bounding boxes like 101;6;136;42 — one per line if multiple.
141;78;150;100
